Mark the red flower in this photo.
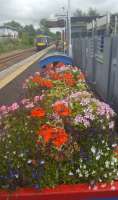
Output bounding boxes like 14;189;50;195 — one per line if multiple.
37;125;69;149
52;128;69;148
42;79;53;88
32;75;42;84
31;107;45;118
37;125;54;142
53;102;71;117
63;72;74;80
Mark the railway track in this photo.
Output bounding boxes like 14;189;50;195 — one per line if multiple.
0;48;36;71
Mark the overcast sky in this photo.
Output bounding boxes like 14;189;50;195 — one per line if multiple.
0;0;118;28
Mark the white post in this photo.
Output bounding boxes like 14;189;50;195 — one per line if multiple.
68;0;72;57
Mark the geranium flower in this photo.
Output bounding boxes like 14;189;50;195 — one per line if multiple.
52;128;69;148
37;124;54;142
32;75;42;84
37;125;69;149
53;101;71;117
31;107;45;118
42;79;53;88
63;72;74;80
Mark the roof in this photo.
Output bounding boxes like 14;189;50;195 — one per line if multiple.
0;25;18;31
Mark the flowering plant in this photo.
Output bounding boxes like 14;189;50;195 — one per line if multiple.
0;63;118;190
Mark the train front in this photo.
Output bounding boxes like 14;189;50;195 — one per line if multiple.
35;34;48;51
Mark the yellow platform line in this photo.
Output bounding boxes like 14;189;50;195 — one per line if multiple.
0;46;54;90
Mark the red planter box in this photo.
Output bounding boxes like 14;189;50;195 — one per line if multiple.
0;182;118;200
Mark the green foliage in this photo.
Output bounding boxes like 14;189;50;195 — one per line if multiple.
73;7;100;17
0;21;36;53
4;20;23;31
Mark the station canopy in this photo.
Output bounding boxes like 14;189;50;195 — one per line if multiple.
47;19;65;28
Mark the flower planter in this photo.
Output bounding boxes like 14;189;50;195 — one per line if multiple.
1;182;118;200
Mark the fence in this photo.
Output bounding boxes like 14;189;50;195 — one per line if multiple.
72;35;118;112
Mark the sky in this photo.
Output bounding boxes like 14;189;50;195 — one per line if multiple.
0;0;118;28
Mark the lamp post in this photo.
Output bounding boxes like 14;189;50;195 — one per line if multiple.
67;0;72;57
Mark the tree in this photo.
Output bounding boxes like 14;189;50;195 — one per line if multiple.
39;18;57;40
4;20;23;31
40;18;49;34
73;8;100;17
87;8;99;16
24;25;36;37
73;9;86;17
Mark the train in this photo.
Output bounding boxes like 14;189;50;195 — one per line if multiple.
35;33;52;51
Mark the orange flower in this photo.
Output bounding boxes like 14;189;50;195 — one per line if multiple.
49;72;62;80
42;79;53;88
53;102;71;116
37;125;69;149
37;124;54;142
32;75;42;83
65;78;76;86
64;72;74;80
52;128;69;148
31;107;45;118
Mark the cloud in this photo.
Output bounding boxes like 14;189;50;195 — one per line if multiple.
0;0;118;27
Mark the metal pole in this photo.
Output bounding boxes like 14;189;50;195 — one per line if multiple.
115;15;118;35
68;0;72;57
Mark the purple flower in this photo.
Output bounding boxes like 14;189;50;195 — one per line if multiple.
75;115;90;128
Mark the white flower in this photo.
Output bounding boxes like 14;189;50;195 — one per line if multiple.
76;168;80;173
91;146;96;154
104;174;108;178
19;153;24;158
27;160;32;164
105;161;110;168
4;156;7;159
69;172;74;176
15;174;19;179
109;121;114;129
96;154;101;160
112;144;117;148
83;165;86;169
40;160;45;165
79;173;83;177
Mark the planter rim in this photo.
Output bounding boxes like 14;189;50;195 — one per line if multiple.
0;182;118;199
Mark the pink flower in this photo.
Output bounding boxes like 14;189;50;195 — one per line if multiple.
40;94;45;101
35;72;40;75
25;102;34;109
29;76;33;80
10;103;19;111
22;83;27;89
0;105;8;115
25;79;29;83
0;105;7;112
34;96;40;103
21;99;30;105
